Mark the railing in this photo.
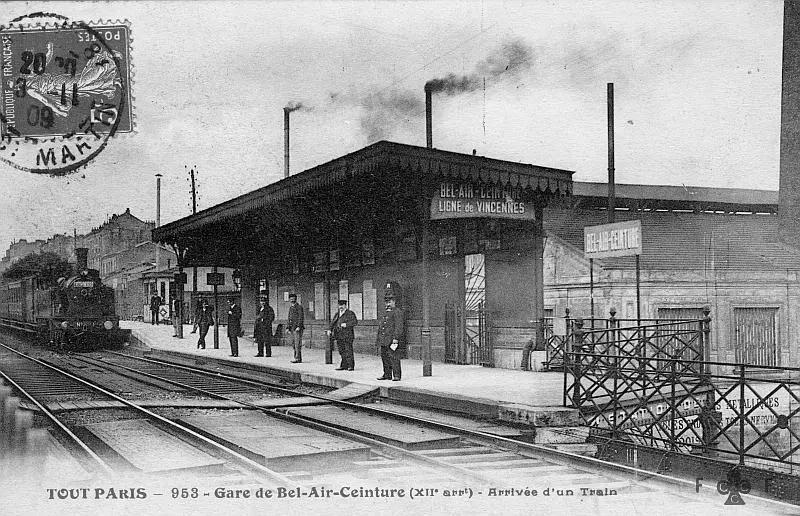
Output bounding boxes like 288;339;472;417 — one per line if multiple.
564;310;800;475
544;307;705;372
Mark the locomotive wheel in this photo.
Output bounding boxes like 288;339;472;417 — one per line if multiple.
49;329;67;352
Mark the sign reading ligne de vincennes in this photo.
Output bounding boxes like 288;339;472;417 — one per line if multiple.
584;220;642;258
430;181;536;220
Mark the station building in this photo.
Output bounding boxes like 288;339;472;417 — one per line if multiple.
152;141;573;374
537;183;800;372
153;141;800;372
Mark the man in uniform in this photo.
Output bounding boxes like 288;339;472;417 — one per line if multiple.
287;293;305;363
172;297;182;337
328;299;358;371
150;293;162;325
196;299;214;349
376;286;405;381
226;297;242;357
254;296;275;357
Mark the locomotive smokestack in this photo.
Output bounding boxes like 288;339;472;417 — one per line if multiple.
425;86;432;149
284;107;290;178
76;248;88;271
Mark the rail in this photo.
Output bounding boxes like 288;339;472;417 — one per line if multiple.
118;350;797;510
543;308;708;372
0;342;296;485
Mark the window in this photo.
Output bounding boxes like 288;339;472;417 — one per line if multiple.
733;307;778;367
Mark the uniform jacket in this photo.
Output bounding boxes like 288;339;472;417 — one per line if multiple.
227;303;242;337
254;305;275;342
330;309;358;342
288;302;304;331
150;295;161;311
376;306;405;350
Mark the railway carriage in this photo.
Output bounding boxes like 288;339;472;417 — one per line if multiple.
0;248;128;350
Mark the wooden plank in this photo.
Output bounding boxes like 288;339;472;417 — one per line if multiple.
178;412;370;469
287;405;460;450
82;419;224;474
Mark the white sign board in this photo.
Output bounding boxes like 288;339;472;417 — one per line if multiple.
584;220;642;259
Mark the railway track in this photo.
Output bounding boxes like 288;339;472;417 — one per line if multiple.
2;342;796;512
0;343;298;485
50;349;798;511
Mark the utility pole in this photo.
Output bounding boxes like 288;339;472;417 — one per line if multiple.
189;165;198;328
189;165;197;214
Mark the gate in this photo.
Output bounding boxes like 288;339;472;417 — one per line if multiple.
444;302;491;365
655;307;706;374
734;307;778;367
443;253;493;366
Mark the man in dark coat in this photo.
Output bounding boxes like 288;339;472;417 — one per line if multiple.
287;293;304;363
376;291;405;381
227;297;242;357
191;300;203;333
196;299;214;349
328;299;358;370
150;294;162;325
254;297;275;357
172;297;182;337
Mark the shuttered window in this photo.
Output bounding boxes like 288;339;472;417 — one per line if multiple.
733;307;778;367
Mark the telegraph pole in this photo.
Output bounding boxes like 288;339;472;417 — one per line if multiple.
189;165;198;328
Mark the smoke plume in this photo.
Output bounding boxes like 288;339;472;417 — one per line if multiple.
425;37;533;95
325;37;534;141
359;89;422;142
285;101;311;113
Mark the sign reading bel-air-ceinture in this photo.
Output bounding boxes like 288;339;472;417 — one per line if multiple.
430;181;535;220
584;220;642;258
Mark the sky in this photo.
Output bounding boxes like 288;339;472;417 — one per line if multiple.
0;0;785;251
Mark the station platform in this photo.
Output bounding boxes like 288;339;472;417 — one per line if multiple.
120;321;577;427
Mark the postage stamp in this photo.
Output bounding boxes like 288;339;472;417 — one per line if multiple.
0;12;133;175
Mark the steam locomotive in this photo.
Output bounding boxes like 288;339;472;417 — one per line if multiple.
0;248;128;350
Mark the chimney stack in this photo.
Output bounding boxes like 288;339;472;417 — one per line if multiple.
284;107;290;178
155;173;162;227
76;248;88;271
780;1;800;247
155;173;162;270
425;85;433;149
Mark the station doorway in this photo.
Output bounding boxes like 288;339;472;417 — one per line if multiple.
444;253;492;365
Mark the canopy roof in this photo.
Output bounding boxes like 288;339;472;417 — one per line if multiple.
152;141;574;266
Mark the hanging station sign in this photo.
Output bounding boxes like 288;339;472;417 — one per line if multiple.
430;181;535;220
206;272;225;286
584;220;642;259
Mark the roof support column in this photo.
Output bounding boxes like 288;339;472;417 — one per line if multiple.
170;243;188;339
421;195;433;377
532;203;545;357
213;264;220;349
